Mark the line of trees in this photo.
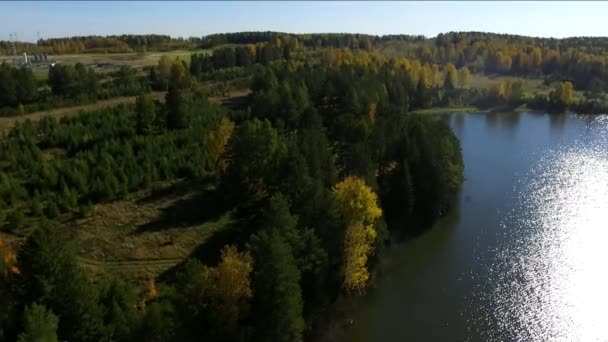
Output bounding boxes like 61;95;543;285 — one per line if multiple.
0;62;152;116
36;35;200;54
190;42;293;77
200;31;375;51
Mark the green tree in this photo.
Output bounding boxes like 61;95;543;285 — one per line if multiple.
14;222;107;342
165;86;187;129
17;303;59;342
135;92;156;134
249;230;305;342
0;63;18;106
99;279;140;340
223;119;288;201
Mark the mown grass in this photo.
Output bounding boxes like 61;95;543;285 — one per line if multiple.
74;180;235;281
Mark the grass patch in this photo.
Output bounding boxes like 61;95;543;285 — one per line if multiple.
410;106;480;115
72;180;235;281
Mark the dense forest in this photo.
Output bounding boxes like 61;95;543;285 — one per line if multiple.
4;29;608;341
4;31;608;114
0;33;466;341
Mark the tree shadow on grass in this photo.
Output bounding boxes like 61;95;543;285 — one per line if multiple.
158;217;252;282
131;185;232;235
135;178;213;206
157;203;263;282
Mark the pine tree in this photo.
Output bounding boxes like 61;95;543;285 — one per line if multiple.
17;303;59;342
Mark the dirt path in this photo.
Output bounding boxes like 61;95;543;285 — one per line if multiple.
77;256;184;270
0;91;166;133
0;88;250;134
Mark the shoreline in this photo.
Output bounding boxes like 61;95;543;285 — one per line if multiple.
410;104;531;115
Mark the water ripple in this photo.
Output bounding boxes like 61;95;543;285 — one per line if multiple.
475;115;608;341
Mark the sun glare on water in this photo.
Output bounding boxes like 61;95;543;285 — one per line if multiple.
488;116;608;341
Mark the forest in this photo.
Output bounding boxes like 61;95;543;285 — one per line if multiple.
2;29;606;342
0;33;467;341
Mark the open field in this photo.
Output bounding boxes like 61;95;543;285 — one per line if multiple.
469;73;586;100
470;73;549;94
72;180;236;281
7;49;209;81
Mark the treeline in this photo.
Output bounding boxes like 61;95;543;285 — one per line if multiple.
0;35;200;55
190;42;293;77
0;47;464;341
36;35;200;54
0;62;151;115
0;41;39;55
377;31;608;92
200;31;375;51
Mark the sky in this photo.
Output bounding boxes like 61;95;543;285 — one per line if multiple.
2;1;608;42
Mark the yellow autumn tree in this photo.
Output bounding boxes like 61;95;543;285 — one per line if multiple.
443;63;458;89
342;222;375;293
138;277;159;309
491;80;509;102
202;245;253;337
169;60;188;87
207;117;235;174
0;236;19;280
550;81;574;108
333;176;382;293
559;81;574;107
457;67;471;89
203;245;253;302
157;56;172;79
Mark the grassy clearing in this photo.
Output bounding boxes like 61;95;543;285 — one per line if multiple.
470;73;549;94
49;50;204;68
410;104;533;115
25;50;209;81
469;73;586;101
73;180;235;281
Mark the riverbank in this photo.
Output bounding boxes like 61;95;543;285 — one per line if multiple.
410;104;530;115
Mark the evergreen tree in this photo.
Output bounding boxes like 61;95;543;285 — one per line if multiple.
17;303;59;342
249;230;305;342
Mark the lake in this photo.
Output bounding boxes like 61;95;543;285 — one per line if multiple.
344;112;608;341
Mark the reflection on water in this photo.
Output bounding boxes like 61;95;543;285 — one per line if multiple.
485;111;521;133
549;112;567;132
479;115;608;340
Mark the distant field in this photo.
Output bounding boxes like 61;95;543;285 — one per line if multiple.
12;49;209;81
470;73;586;101
470;73;549;94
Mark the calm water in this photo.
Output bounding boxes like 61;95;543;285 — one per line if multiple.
345;112;608;341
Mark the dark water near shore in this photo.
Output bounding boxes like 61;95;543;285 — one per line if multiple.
344;112;608;341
